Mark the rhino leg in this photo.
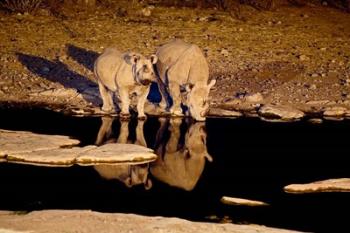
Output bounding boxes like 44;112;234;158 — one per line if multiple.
98;82;115;112
169;82;183;116
136;86;150;119
119;88;131;117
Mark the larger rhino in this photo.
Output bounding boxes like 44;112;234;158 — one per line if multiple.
155;40;216;121
94;48;157;118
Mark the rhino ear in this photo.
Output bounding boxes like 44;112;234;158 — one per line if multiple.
131;54;141;65
208;79;216;90
144;178;153;190
184;83;194;92
150;55;158;64
125;177;133;187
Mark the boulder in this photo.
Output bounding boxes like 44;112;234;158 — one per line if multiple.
258;104;304;121
323;106;348;117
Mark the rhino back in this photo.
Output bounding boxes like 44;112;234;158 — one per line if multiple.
95;48;124;91
156;40;192;81
156;41;209;84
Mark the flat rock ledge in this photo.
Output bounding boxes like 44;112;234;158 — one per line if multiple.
221;196;269;207
258;104;305;121
76;143;156;165
0;129;80;158
1;130;157;166
208;108;243;117
0;210;304;233
284;178;350;194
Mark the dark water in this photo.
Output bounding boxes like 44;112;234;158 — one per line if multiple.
1;108;350;232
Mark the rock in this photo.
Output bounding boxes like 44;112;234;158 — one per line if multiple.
7;146;95;167
76;143;157;165
284;178;350;194
220;49;229;57
311;73;318;78
244;93;264;103
308;118;323;124
208;108;242;117
116;7;128;17
141;8;152;17
305;100;330;106
1;130;158;166
221;196;269;207
258;104;304;121
41;66;50;74
0;130;80;158
323;106;347;117
309;84;317;90
0;210;305;233
31;88;79;98
298;54;309;61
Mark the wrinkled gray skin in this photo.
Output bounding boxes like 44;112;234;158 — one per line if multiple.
150;118;212;191
94;116;152;189
155;40;216;121
94;48;158;118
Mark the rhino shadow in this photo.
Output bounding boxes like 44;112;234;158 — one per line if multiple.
94;116;152;189
150;118;213;191
16;53;100;105
66;44;99;72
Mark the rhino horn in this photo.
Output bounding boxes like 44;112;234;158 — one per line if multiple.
208;79;216;89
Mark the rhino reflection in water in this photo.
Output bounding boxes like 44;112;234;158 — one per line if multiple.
94;116;152;189
150;118;212;191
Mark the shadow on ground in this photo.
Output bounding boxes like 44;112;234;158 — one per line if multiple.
66;44;99;72
16;53;100;105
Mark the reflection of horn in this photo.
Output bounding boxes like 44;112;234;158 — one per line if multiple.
205;153;213;162
95;116;114;145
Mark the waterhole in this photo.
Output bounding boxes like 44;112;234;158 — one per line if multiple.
1;107;350;232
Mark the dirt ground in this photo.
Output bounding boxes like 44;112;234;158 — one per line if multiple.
0;2;350;119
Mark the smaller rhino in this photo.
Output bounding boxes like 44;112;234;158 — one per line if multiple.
94;47;158;118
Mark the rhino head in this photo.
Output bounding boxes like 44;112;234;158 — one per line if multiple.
129;53;158;85
185;79;216;121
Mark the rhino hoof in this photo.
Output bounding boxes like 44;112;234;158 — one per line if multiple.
120;112;131;119
138;114;147;120
102;107;115;113
171;110;184;116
